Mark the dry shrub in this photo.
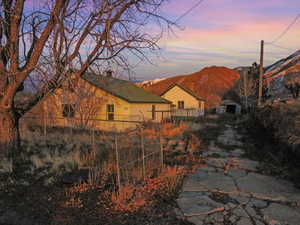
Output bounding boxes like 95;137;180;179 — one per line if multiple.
111;184;146;211
187;134;202;154
111;166;187;212
161;123;187;138
143;166;186;199
80;147;97;166
64;196;83;208
64;182;93;208
257;102;300;150
142;127;158;140
103;161;117;174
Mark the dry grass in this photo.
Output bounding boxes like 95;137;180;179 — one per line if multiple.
0;121;203;225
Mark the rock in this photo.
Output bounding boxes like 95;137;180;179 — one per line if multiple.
177;195;223;216
245;205;259;218
237;217;252;225
261;203;300;225
217;128;243;146
179;191;207;198
206;158;227;168
0;158;13;173
213;212;224;223
254;219;265;225
44;177;56;186
183;170;237;192
173;207;184;219
250;199;268;208
187;216;205;225
225;202;236;210
18;179;30;186
229;215;238;223
177;122;300;225
230;195;249;205
204;214;216;224
227;169;247;178
207;141;225;154
233;206;249;218
231;149;244;157
203;151;229;158
233;158;259;171
200;166;217;172
237;172;300;201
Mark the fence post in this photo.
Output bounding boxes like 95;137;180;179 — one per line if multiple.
92;128;95;147
140;127;146;181
70;118;73;137
43;113;47;141
159;128;164;171
115;134;121;194
43;103;47;141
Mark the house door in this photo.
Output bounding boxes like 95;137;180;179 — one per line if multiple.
226;105;236;114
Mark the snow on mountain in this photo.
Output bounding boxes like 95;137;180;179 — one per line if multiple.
137;78;167;88
264;50;300;98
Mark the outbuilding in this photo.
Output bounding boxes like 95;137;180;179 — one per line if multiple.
216;99;241;114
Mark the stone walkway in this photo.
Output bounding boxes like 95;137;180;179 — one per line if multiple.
176;124;300;225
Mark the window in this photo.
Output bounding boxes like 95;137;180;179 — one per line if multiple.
152;105;156;120
62;104;75;118
107;104;114;120
178;101;184;109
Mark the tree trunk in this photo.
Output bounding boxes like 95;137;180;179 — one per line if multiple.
0;110;20;156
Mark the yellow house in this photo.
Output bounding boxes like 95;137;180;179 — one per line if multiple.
160;84;205;117
27;73;171;131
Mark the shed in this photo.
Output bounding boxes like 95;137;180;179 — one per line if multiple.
216;99;241;114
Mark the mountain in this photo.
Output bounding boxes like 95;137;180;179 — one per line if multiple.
144;66;240;109
264;50;300;98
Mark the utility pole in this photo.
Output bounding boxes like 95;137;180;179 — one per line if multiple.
243;70;248;110
258;40;264;106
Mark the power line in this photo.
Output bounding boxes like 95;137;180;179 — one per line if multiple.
265;42;294;51
175;0;206;23
269;13;300;44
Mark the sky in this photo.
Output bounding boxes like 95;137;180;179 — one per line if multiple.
132;0;300;80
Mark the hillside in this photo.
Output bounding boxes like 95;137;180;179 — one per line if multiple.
264;50;300;98
145;66;240;109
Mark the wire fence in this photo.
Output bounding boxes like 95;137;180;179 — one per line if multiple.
19;114;183;191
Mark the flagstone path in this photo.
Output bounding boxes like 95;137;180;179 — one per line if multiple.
176;123;300;225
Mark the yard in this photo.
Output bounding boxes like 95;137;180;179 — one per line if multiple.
0;119;205;225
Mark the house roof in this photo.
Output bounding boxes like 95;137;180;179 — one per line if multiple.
160;83;206;101
221;99;241;106
81;73;171;104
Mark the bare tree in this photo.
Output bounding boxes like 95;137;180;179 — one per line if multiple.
0;0;173;152
285;74;300;99
235;62;260;109
59;75;108;129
